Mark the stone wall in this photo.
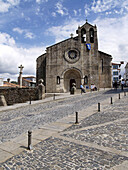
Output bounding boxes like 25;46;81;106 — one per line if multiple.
0;87;39;106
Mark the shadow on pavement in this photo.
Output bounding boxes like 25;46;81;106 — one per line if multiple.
103;88;128;94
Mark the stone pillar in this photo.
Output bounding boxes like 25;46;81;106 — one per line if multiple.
0;95;7;106
18;64;24;88
38;79;45;100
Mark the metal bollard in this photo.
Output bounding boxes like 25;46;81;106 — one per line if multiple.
29;96;31;104
119;93;120;99
75;112;79;124
98;103;100;112
53;94;55;100
111;97;113;104
124;92;126;96
28;131;32;150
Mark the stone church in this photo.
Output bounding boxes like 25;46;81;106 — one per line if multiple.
36;21;112;93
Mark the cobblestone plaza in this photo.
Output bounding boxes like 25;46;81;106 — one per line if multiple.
0;89;128;169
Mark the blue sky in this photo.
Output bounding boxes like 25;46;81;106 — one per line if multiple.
0;0;128;81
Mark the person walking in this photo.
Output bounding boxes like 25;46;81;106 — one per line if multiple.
80;84;86;93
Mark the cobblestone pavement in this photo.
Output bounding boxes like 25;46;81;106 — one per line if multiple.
0;89;128;169
64;98;128;131
0;89;125;143
1;137;128;170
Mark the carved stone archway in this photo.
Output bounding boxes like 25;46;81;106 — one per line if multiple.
64;69;81;92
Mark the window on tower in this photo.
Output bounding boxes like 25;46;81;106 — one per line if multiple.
81;28;86;43
89;28;94;43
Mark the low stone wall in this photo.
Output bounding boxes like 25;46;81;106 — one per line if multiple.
0;87;39;106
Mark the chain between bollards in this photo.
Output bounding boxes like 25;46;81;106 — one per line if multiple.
28;131;32;150
98;103;100;112
111;97;113;104
75;112;79;124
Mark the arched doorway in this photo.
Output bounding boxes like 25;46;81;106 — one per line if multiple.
64;69;81;92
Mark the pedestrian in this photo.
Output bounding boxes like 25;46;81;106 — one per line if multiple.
80;84;86;93
121;79;125;91
114;81;117;90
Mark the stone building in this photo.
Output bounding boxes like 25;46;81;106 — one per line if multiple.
124;63;128;80
36;21;112;93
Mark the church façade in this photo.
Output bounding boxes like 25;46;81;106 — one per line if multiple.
36;21;112;93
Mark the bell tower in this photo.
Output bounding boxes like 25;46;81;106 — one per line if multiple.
76;20;99;88
76;20;98;50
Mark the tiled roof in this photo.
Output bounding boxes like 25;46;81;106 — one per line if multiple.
3;82;26;88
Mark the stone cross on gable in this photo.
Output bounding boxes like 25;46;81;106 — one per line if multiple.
18;64;24;73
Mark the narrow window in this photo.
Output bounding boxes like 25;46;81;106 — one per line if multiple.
89;28;94;43
81;28;86;43
57;76;60;84
101;59;103;73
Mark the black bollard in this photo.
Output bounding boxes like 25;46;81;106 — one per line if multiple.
29;96;31;104
53;94;55;100
28;131;32;150
98;103;100;112
111;97;113;104
75;112;79;124
119;93;120;99
124;92;126;96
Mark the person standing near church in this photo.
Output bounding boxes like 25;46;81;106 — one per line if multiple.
80;84;86;93
121;79;125;91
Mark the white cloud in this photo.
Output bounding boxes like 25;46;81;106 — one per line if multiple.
55;2;68;16
36;0;41;3
93;14;128;64
91;0;125;13
13;27;23;34
84;4;90;17
0;32;15;46
0;32;45;81
25;32;35;39
0;0;20;13
46;19;85;43
73;9;81;17
36;0;48;4
73;10;77;16
13;27;35;39
52;12;56;17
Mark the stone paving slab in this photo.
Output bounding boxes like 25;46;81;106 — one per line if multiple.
62;120;128;153
0;89;128;169
0;149;13;164
110;161;128;170
64;97;128;132
1;137;128;170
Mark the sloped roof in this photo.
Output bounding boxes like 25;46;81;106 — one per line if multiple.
98;51;112;58
3;82;20;87
3;81;27;88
